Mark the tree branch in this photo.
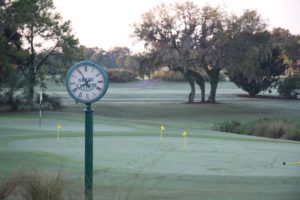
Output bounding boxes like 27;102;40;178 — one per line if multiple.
35;43;59;72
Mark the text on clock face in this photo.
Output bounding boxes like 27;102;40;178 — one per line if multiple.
78;77;94;82
77;82;97;91
76;77;97;91
70;66;104;94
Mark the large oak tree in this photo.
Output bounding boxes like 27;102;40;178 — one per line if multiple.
133;1;232;103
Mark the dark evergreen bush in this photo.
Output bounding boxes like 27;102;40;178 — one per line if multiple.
278;76;300;99
107;68;138;82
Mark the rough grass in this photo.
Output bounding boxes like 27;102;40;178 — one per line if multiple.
0;173;25;200
0;171;67;200
0;170;143;200
215;118;300;141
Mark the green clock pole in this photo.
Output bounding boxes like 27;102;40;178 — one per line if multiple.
85;103;93;200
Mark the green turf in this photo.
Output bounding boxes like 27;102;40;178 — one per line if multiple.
0;80;300;200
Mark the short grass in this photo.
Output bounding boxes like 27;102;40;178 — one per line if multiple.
0;80;300;200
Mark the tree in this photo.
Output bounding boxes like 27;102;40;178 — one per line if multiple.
272;28;300;68
226;11;286;97
136;51;162;80
9;0;78;102
133;2;234;103
133;2;206;102
195;6;232;102
227;31;285;96
0;0;27;110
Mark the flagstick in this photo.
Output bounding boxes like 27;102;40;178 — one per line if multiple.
283;161;300;165
160;128;163;144
39;107;41;127
57;127;60;142
39;91;42;127
182;130;187;150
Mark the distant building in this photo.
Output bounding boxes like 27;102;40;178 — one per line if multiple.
286;59;300;76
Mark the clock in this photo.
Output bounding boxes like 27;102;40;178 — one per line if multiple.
66;60;109;104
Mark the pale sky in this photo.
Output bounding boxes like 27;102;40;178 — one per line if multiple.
53;0;300;53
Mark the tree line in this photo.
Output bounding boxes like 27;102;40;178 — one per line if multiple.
132;1;300;103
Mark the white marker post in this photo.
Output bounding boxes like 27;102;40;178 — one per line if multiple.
39;91;43;127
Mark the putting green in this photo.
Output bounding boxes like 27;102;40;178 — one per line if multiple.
10;135;300;177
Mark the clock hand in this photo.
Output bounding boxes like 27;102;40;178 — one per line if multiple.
77;69;85;79
77;70;90;89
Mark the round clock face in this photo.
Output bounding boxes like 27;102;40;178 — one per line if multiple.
66;61;109;104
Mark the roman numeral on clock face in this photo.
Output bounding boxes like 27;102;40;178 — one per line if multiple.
67;62;108;103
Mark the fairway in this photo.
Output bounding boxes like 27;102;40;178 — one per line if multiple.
1;81;300;200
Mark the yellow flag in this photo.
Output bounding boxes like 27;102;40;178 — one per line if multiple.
182;130;187;137
56;124;62;129
161;125;165;131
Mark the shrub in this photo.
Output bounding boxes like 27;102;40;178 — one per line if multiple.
278;76;300;99
152;69;227;82
250;119;294;138
282;129;300;141
35;93;62;110
214;120;246;134
0;171;67;200
214;117;300;141
0;173;25;200
107;68;138;82
22;172;65;200
151;71;185;81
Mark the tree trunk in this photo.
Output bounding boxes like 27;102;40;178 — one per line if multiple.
8;91;18;111
188;70;205;102
208;79;218;103
27;71;36;103
184;72;195;103
199;81;205;102
207;69;220;103
27;84;35;103
26;28;36;103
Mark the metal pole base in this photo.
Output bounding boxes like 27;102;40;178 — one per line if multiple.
85;103;94;200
